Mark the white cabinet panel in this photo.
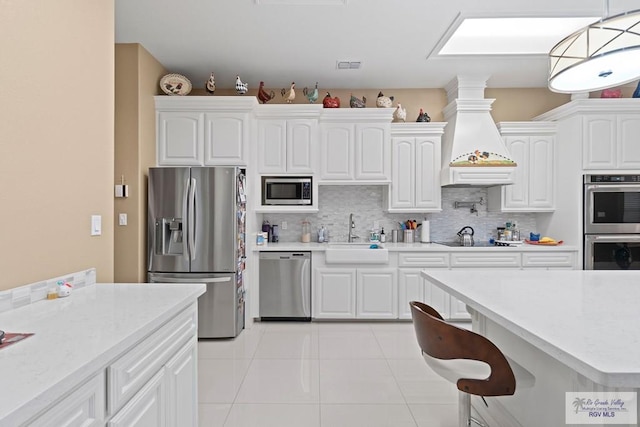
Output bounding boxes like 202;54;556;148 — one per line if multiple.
522;252;576;269
287;120;315;173
28;372;105;427
415;137;441;209
450;252;521;268
398;269;424;320
617;114;640;169
157;112;203;166
204;113;248;165
529;136;554;208
398;252;449;268
583;115;616;170
354;123;389;180
356;268;397;319
314;268;356;318
108;370;166;427
320;124;353;180
165;340;198;427
257;120;287;173
258;118;316;174
449;297;470;321
390;138;414;208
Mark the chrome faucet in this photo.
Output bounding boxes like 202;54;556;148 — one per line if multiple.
348;213;359;242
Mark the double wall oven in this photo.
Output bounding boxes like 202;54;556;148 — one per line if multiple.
584;174;640;270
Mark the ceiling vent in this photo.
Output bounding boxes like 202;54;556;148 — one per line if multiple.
336;61;362;70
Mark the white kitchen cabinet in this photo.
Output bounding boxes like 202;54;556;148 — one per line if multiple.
318;109;394;183
488;122;556;212
155;96;257;167
203;112;251;165
387;123;445;212
165;340;198;427
29;372;105;427
356;268;397;319
583;114;640;170
522;251;576;269
108;370;166;427
157;111;203;165
257;119;316;174
450;252;521;269
397;252;449;319
314;268;357;318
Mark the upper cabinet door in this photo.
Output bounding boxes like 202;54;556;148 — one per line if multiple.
203;113;249;166
583;115;616;170
502;136;529;209
617;114;640;169
390;137;415;209
354;123;390;181
286;119;316;174
157;112;204;166
257;119;287;173
319;123;354;180
528;135;554;209
414;137;441;210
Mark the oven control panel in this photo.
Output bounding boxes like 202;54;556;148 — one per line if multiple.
585;174;640;183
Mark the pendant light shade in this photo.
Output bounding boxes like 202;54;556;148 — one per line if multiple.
548;9;640;93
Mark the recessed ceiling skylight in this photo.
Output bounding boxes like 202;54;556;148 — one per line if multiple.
436;16;599;56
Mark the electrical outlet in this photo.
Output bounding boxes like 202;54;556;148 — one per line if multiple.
281;221;288;230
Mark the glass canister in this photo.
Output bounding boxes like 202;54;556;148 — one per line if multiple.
301;220;311;243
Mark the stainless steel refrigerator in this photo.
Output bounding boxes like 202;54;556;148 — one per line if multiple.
148;167;246;339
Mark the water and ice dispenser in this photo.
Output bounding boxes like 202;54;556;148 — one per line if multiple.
155;218;184;255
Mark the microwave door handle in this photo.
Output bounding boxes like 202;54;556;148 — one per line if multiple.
188;177;196;261
587;184;640;191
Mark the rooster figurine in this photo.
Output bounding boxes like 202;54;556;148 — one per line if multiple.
376;91;394;108
281;82;296;103
205;73;215;95
235;75;248;95
322;92;340;108
303;82;319;104
349;93;366;108
257;81;275;104
416;108;431;122
394;103;407;122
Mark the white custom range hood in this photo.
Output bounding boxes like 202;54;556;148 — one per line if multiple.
441;76;516;187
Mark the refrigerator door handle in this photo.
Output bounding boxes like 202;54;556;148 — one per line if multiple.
151;276;232;284
182;176;190;262
188;177;197;261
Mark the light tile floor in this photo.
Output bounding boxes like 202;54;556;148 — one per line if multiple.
198;321;467;427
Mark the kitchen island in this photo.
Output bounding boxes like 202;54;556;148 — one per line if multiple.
421;270;640;427
0;280;205;426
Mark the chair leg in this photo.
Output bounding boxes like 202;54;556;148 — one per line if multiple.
458;392;488;427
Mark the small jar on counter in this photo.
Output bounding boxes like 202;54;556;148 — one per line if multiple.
301;220;311;243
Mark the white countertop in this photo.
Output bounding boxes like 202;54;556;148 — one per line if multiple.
421;270;640;388
0;282;205;426
254;241;578;252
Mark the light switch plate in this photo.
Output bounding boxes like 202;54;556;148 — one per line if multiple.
91;215;102;236
118;213;127;226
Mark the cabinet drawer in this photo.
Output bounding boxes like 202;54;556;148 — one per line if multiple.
522;252;576;269
108;304;197;414
29;372;105;427
450;252;521;268
398;252;449;267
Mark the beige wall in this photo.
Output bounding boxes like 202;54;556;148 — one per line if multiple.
0;0;114;290
194;87;570;122
114;44;166;282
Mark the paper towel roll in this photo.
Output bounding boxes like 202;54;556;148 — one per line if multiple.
421;220;430;243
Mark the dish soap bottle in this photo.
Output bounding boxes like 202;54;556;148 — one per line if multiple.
380;227;386;243
318;225;326;243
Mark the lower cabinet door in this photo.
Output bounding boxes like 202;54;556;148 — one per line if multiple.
449;296;471;321
356;268;397;319
314;268;356;318
29;372;105;427
165;339;198;427
398;269;424;319
108;370;166;427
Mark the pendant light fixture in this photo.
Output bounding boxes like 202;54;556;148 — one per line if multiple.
548;1;640;93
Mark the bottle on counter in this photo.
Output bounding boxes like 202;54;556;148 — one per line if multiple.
380;227;386;243
318;225;326;243
301;220;311;243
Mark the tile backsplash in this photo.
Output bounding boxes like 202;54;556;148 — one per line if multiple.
263;186;537;244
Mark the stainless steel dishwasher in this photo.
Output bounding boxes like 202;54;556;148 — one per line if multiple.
259;252;311;321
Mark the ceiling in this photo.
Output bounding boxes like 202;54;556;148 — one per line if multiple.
114;0;638;91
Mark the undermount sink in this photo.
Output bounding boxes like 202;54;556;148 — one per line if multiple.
325;243;389;264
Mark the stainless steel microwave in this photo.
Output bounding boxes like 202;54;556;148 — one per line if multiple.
262;177;312;205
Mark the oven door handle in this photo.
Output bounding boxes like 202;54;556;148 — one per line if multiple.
586;234;640;242
586;184;640;191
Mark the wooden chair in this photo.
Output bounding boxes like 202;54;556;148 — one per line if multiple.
410;301;532;427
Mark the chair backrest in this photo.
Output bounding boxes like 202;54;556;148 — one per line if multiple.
409;301;515;397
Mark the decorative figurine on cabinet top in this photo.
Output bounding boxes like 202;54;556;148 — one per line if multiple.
160;73;192;96
281;82;296;103
633;81;640;98
376;91;394;108
394;103;407;122
416;108;431;122
323;92;340;108
303;82;319;103
257;81;275;104
601;88;622;98
235;75;248;95
205;72;215;95
349;93;366;108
